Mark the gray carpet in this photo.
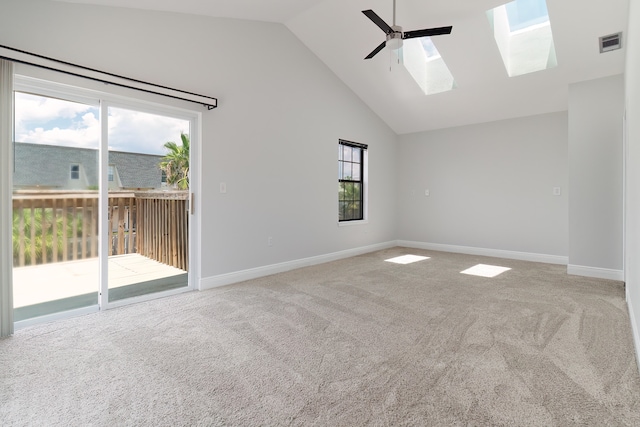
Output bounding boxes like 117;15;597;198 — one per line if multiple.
1;247;639;426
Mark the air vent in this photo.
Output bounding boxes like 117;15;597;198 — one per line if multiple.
599;32;622;53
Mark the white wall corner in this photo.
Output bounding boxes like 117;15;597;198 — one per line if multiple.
397;240;568;265
627;286;640;376
200;241;398;290
566;264;625;281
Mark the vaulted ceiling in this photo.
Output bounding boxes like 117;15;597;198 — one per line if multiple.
55;0;629;134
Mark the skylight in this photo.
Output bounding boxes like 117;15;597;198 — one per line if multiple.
399;37;456;95
487;0;557;77
505;0;549;32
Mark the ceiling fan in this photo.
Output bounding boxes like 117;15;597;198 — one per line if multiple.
362;0;452;60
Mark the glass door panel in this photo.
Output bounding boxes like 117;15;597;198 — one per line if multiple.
106;106;189;302
12;92;100;321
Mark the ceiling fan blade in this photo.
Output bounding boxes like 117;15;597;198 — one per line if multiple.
403;26;453;39
362;10;394;34
365;41;387;60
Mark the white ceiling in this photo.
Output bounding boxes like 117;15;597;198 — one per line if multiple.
55;0;630;134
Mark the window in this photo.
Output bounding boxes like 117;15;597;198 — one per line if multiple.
486;0;557;77
401;37;456;95
10;72;199;326
338;139;367;222
70;164;80;180
161;170;167;184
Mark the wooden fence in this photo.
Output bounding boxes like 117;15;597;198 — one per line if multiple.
12;190;188;270
136;192;189;270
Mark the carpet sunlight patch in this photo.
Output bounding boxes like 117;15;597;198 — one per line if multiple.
461;264;511;278
385;255;430;265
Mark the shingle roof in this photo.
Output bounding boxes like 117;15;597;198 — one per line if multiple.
13;143;164;190
108;151;164;189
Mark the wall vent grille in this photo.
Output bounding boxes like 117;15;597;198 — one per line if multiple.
599;32;622;53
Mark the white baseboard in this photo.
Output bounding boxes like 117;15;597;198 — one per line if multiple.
396;240;568;265
627;287;640;376
200;241;397;290
567;264;625;281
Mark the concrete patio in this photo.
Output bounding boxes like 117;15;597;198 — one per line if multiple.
13;253;187;309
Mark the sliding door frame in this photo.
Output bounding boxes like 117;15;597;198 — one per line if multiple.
100;97;201;310
11;69;202;327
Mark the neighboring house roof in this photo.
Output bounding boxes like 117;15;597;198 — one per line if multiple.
13;142;165;190
109;150;164;189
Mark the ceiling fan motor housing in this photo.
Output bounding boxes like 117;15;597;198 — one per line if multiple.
387;25;403;50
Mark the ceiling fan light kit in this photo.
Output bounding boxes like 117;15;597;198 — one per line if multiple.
387;26;403;51
362;0;452;60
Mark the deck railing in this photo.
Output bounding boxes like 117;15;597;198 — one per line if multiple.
12;190;188;270
135;191;189;271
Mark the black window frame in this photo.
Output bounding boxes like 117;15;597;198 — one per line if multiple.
338;139;367;222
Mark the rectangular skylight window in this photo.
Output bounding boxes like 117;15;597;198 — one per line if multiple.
487;0;557;77
505;0;549;32
399;37;456;95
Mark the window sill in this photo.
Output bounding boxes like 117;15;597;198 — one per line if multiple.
338;219;368;227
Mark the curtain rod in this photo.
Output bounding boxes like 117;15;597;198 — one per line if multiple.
0;44;217;110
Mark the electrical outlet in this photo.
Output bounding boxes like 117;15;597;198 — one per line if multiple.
267;237;273;247
425;189;430;197
553;187;561;196
220;182;227;193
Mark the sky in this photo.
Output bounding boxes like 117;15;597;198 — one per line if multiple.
505;0;549;31
14;92;190;155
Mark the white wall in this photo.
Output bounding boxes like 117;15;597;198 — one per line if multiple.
0;0;398;282
397;112;568;261
625;0;640;370
568;75;624;278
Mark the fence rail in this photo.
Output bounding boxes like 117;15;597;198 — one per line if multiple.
12;190;188;270
135;191;189;271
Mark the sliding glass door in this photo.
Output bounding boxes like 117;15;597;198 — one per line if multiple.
12;91;100;321
11;78;197;323
106;106;190;303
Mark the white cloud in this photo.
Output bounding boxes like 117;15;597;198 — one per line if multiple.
19;124;100;149
15;92;94;123
14;92;99;148
14;93;190;155
107;107;189;155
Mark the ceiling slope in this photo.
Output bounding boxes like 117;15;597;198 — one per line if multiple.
55;0;630;133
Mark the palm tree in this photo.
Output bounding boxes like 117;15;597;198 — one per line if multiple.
160;133;189;190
